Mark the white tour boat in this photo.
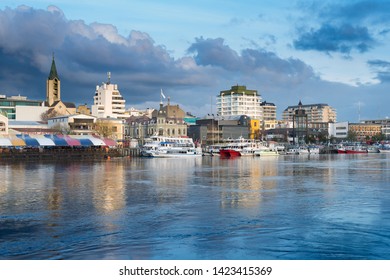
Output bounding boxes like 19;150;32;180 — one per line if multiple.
141;135;202;158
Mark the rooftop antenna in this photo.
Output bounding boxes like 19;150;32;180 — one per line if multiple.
107;72;111;84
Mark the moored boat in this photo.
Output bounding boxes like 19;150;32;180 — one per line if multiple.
141;135;202;158
219;137;266;157
254;148;279;157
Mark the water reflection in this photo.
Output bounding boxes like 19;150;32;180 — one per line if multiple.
1;154;390;259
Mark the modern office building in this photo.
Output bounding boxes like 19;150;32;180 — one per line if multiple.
217;85;263;121
91;72;127;119
0;94;47;121
328;122;349;139
283;103;336;123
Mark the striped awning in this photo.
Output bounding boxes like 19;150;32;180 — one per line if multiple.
45;135;69;146
1;134;116;148
75;135;106;146
16;135;40;147
60;135;81;146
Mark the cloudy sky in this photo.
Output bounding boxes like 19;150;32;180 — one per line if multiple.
1;0;390;121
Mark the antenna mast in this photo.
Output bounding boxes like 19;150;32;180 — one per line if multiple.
107;72;111;84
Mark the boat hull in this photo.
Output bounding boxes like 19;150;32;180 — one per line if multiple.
219;149;241;157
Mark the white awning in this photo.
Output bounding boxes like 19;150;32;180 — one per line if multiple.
72;135;106;146
0;138;12;146
31;136;56;146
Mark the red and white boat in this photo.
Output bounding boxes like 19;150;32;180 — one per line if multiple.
219;137;265;157
337;144;367;154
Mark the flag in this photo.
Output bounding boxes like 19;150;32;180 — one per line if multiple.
160;89;166;99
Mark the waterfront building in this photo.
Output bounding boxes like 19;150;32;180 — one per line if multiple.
125;115;151;140
125;99;188;142
91;72;128;119
48;114;97;135
0;94;48;121
150;98;187;137
349;122;382;142
188;115;252;145
217;85;263;121
95;118;125;141
328;122;348;140
260;101;277;121
283;103;336;123
361;119;390;140
260;101;277;133
0;113;8;134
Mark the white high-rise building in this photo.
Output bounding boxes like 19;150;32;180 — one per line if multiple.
91;73;127;119
217;85;262;121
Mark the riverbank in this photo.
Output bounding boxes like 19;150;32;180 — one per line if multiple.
0;147;141;160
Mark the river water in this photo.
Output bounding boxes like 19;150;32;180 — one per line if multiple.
1;154;390;260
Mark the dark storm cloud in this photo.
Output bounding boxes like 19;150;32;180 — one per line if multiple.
293;0;390;55
187;37;315;82
0;5;195;104
0;6;319;112
317;0;390;23
294;24;374;54
3;5;387;120
368;59;390;83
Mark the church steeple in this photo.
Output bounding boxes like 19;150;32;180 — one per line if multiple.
48;54;59;80
46;53;61;106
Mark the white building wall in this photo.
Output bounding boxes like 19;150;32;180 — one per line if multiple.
15;105;49;121
92;83;128;119
217;93;262;120
328;121;348;139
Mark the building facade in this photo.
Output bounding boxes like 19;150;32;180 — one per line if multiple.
217;85;263;121
283;103;336;123
361;119;390;140
125;100;188;142
48;114;97;135
0;95;47;121
0;113;8;134
91;73;127;119
328;122;348;139
260;101;277;121
349;123;382;141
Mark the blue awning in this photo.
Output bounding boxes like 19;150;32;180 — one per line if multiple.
16;135;40;147
77;138;94;146
45;135;69;146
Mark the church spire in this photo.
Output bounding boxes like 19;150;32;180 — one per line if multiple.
48;53;59;80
